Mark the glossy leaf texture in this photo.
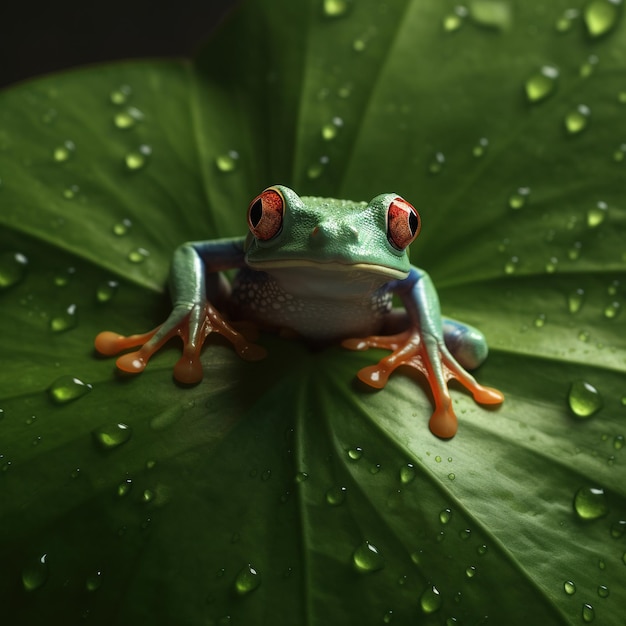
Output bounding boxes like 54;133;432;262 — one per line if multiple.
1;0;625;624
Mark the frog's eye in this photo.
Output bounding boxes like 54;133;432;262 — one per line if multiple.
248;188;284;240
387;197;421;250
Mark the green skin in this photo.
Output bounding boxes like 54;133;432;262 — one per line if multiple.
95;185;503;438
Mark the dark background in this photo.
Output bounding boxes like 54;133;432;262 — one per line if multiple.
0;0;238;88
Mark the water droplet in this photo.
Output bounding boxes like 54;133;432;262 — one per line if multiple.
435;455;442;463
114;106;144;130
533;313;546;328
459;528;471;540
597;584;609;598
48;375;92;404
568;380;603;417
124;144;151;170
568;288;585;313
325;485;347;506
85;570;103;592
419;584;442;614
568;241;583;260
234;563;261;595
525;66;559;103
465;565;477;578
469;0;513;30
584;0;621;37
307;155;329;179
603;301;620;319
448;472;456;481
382;609;394;623
261;469;272;481
428;152;445;175
50;303;78;332
613;435;624;450
337;83;353;98
112;218;132;236
555;8;580;31
564;580;576;595
142;489;154;503
578;330;590;342
215;150;239;172
22;554;49;591
321;117;343;141
347;446;363;461
352;541;385;573
369;463;381;474
504;256;519;274
96;280;119;303
117;478;132;497
477;544;488;556
92;422;132;451
472;137;489;157
580;54;600;77
581;602;595;623
443;6;468;31
127;247;150;264
62;184;80;200
53;140;75;162
573;486;609;520
439;508;452;524
587;201;608;227
295;471;308;483
545;256;558;273
399;463;416;484
0;251;28;289
110;85;132;105
322;0;353;18
564;105;591;135
508;186;530;209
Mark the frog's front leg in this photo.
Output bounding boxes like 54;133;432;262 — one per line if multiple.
342;267;503;438
95;238;266;384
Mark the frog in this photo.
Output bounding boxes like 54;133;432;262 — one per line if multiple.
95;185;503;438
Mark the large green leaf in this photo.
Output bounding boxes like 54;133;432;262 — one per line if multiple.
1;0;625;624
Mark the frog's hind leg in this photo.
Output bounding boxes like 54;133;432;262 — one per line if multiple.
442;318;488;371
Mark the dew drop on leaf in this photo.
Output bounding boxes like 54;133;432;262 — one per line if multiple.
50;303;78;332
117;478;132;497
96;280;119;303
0;251;28;289
568;288;585;313
215;150;239;172
352;541;385;573
472;137;489;157
114;106;144;130
419;584;442;614
428;151;445;175
448;472;456;481
347;446;363;461
587;201;608;227
465;565;477;578
112;218;132;236
322;0;352;18
597;584;609;598
584;0;622;37
603;301;620;319
533;313;546;328
468;0;512;30
564;105;591;135
109;84;132;105
568;380;603;417
508;186;530;209
22;554;49;591
555;8;580;31
127;247;150;264
573;486;609;520
581;602;595;623
399;463;416;484
62;184;79;200
53;140;75;162
124;144;152;170
234;563;262;595
48;375;92;404
613;435;624;450
524;66;559;103
325;485;347;506
85;570;103;592
442;6;468;32
142;489;155;503
504;256;519;274
564;580;576;594
439;508;452;524
92;422;133;451
321;117;343;140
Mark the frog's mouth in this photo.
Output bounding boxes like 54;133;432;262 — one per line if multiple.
246;258;409;281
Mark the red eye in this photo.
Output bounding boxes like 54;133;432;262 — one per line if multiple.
247;188;284;241
387;197;420;250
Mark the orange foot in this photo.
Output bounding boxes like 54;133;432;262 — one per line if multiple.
342;329;503;438
95;302;266;384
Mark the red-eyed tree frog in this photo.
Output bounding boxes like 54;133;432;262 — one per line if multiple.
95;185;503;438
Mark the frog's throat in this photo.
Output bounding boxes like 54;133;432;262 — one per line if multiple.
246;259;409;281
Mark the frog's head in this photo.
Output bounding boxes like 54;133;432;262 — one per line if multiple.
244;185;420;281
